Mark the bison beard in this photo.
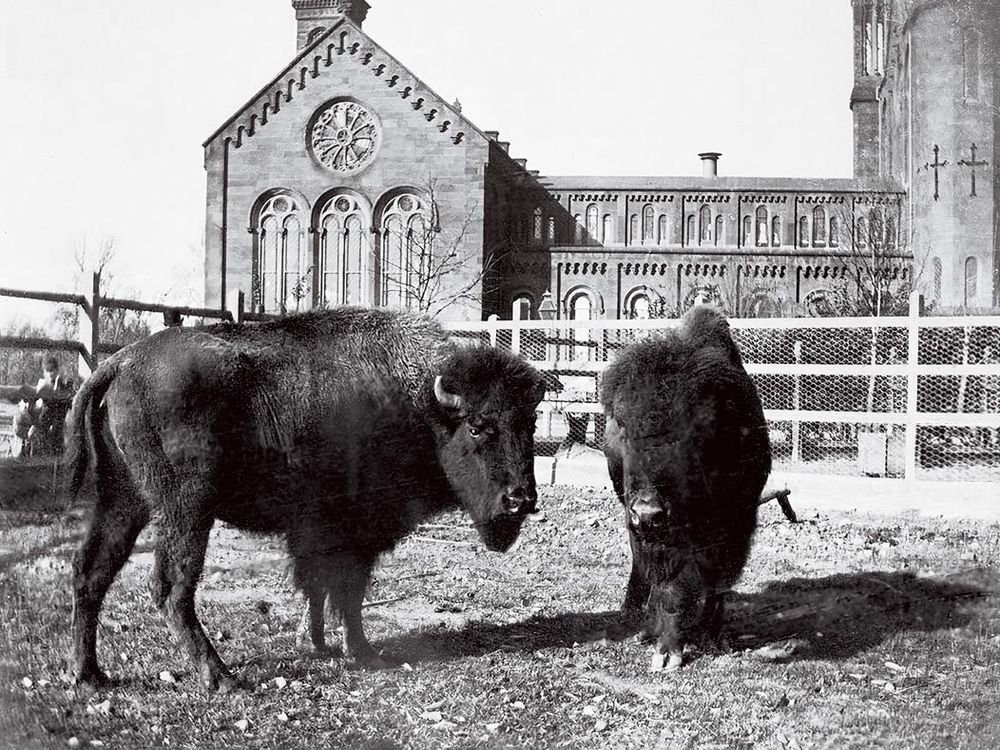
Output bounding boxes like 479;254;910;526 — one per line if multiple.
65;308;545;690
601;305;771;670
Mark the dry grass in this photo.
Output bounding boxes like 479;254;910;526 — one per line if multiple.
0;485;998;749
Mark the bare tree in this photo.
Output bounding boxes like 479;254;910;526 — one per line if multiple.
378;177;501;318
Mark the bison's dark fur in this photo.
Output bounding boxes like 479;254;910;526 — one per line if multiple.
66;308;545;690
601;305;771;670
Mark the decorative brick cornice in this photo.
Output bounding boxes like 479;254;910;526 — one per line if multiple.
740;195;789;204
629;194;677;203
622;262;670;276
683;194;730;203
795;195;850;204
563;262;608;276
570;194;618;202
740;264;787;279
681;263;727;278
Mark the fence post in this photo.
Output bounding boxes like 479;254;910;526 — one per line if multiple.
904;291;922;480
76;271;101;377
236;290;246;323
791;339;802;464
487;314;499;348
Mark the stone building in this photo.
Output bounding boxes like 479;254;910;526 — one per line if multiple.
202;0;998;321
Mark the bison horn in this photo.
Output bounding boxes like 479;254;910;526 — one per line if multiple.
434;376;464;410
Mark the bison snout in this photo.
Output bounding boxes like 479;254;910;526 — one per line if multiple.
629;496;666;531
502;487;537;516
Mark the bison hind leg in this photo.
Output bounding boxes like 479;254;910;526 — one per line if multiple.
292;557;342;656
72;473;150;688
327;553;391;669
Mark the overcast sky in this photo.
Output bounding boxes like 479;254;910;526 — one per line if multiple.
0;0;852;320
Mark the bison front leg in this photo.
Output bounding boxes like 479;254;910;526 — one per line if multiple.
329;553;388;669
151;516;232;690
647;568;701;672
622;528;651;617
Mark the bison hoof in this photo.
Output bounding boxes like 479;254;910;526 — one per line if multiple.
649;650;683;672
200;666;236;692
73;666;110;691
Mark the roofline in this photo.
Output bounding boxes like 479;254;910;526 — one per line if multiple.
202;19;348;147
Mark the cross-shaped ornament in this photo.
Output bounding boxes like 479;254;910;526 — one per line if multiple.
923;144;949;201
957;143;989;197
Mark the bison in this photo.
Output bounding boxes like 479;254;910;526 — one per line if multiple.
601;305;771;670
66;308;546;690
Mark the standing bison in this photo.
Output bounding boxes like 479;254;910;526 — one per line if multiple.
601;305;771;670
66;308;545;690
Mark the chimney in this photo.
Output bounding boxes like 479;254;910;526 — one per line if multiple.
514;158;528;170
484;131;500;141
293;0;370;51
698;152;721;178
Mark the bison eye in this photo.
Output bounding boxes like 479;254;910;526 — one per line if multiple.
468;425;482;438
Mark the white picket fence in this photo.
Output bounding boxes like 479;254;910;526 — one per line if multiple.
443;295;1000;484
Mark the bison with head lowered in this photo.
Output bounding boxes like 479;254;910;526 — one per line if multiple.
66;308;545;690
601;305;771;670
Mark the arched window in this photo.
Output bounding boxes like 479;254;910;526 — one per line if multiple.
317;192;370;308
756;206;768;247
629;214;639;245
253;192;309;313
627;293;651;319
964;29;980;99
512;294;533;321
856;216;868;249
642;205;655;242
869;208;883;249
742;215;752;246
932;257;942;303
657;215;668;244
885;215;896;249
875;18;885;75
715;215;725;246
812;206;827;246
798;216;809;247
547;216;556;244
686;214;696;245
829;215;840;247
586;204;599;241
532;207;543;244
602;215;614;245
573;214;583;244
771;215;782;247
699;205;712;244
965;256;978;306
568;290;594;360
379;192;429;308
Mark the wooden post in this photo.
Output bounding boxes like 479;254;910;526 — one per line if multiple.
904;291;922;480
791;339;802;463
77;271;101;377
236;290;246;323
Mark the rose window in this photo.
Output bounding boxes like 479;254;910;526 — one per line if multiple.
310;100;379;173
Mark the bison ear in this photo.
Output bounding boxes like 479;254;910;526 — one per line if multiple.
434;376;465;411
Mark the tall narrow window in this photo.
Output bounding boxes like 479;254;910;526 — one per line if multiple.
771;215;782;247
574;214;583;244
963;29;980;99
657;215;668;244
742;215;752;246
532;207;543;244
629;214;639;245
829;215;840;247
856;216;868;249
932;257;942;303
253;192;308;313
812;206;827;246
798;216;809;247
875;18;885;75
864;21;874;75
512;294;533;321
586;204;599;241
602;215;613;244
965;256;978;306
869;208;883;249
700;205;712;244
687;214;696;245
317;192;370;308
885;215;896;250
715;215;725;246
569;291;593;360
642;205;655;242
755;206;768;247
547;216;556;244
379;192;429;309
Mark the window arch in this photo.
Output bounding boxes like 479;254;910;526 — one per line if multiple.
377;191;430;309
512;293;534;321
602;214;614;244
869;208;883;249
699;205;712;244
771;215;782;247
965;256;978;306
798;216;809;247
963;28;980;99
623;287;653;319
714;215;725;246
657;215;668;244
642;205;655;242
812;206;827;246
742;215;752;246
586;204;599;241
829;215;840;247
316;191;371;308
755;206;768;247
687;214;696;245
629;214;639;245
566;287;597;360
252;191;310;313
931;257;942;303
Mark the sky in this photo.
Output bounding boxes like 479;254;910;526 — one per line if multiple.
0;0;853;322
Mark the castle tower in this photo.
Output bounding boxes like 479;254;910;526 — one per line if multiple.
292;0;370;51
850;0;885;178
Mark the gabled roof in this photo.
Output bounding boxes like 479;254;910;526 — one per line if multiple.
540;175;904;195
203;17;490;152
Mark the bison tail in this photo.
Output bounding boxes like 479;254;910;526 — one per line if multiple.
65;362;119;499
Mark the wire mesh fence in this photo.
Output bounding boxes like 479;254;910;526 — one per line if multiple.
444;305;1000;483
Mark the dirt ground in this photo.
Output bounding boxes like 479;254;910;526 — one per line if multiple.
0;484;998;749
